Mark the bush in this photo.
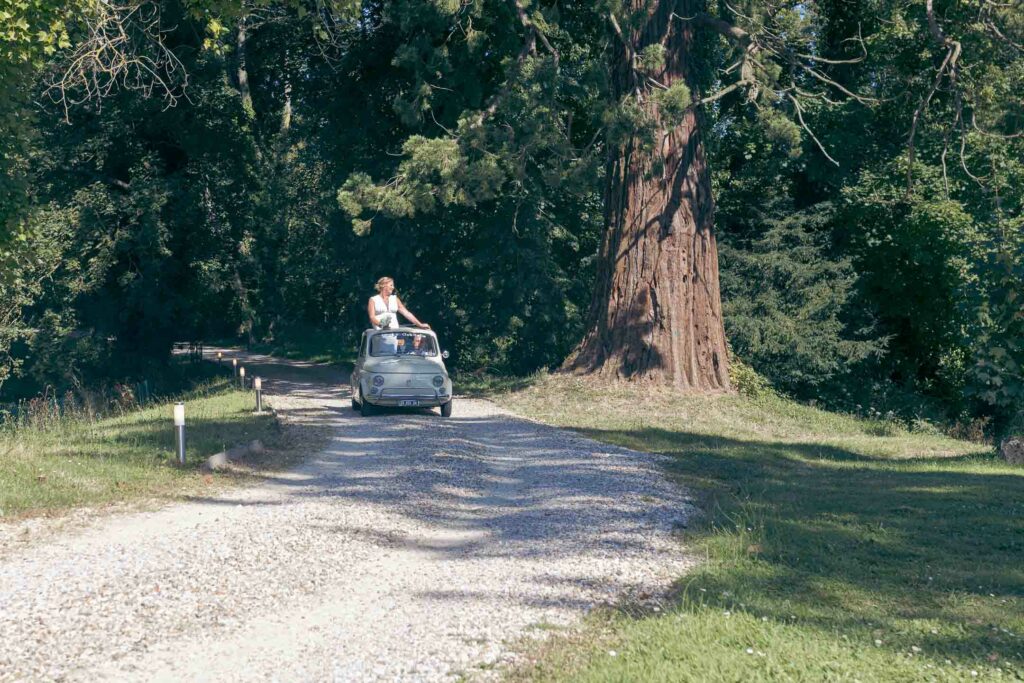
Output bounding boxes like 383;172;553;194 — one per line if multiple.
728;353;776;398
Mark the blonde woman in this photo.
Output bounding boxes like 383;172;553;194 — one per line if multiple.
368;277;430;330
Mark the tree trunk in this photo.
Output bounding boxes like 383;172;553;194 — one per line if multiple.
237;19;255;120
281;51;292;132
564;1;730;390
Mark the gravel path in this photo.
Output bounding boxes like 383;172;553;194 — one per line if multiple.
0;351;697;682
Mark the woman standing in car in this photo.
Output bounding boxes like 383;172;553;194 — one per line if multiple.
368;277;431;330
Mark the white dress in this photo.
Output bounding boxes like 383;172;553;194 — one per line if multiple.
371;294;399;329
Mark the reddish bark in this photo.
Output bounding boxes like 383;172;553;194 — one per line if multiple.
565;1;730;390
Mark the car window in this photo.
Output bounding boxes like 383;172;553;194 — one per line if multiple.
370;332;437;357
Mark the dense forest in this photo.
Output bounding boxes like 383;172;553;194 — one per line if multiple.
1;0;1022;433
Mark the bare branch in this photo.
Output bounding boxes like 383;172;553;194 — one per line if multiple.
788;94;839;166
972;111;1024;138
800;64;879;104
608;13;637;64
956;96;988;186
981;14;1024;52
691;79;753;109
926;0;951;46
795;26;868;65
906;0;963;193
44;1;189;119
512;0;559;72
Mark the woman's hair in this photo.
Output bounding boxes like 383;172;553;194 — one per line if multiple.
374;276;395;293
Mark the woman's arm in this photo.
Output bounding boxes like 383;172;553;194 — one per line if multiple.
367;298;379;327
396;298;430;329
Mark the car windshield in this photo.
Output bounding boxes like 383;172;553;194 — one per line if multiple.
370;332;438;357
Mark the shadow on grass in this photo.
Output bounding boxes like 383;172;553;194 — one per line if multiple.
454;372;541;398
576;425;1024;669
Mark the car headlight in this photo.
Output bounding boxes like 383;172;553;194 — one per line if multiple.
372;375;385;387
432;375;444;387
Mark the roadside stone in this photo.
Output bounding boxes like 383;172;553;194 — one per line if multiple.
1000;436;1024;466
203;440;267;471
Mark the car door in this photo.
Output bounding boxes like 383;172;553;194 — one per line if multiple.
352;332;367;390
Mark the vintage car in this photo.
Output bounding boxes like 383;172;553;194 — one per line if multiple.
350;327;454;417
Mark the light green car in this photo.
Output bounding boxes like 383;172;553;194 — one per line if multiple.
350;327;454;417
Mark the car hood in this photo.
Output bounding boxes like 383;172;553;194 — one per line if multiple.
363;356;445;374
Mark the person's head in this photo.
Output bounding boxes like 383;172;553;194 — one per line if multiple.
412;335;423;349
375;277;395;296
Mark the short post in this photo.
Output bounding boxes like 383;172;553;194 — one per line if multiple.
239;366;246;389
217;351;223;368
173;402;186;466
232;358;238;378
255;377;263;413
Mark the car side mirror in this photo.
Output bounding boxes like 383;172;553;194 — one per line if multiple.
442;350;450;359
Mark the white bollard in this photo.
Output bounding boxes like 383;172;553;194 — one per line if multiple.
173;402;186;466
232;357;238;378
255;377;263;413
239;366;246;389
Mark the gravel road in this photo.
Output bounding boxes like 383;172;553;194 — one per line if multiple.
0;351;696;682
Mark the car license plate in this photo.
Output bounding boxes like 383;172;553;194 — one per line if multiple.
399;399;419;407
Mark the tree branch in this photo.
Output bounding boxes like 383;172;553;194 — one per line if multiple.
788;94;839;166
906;0;963;194
685;12;751;45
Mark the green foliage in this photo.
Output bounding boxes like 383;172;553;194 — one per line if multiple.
2;0;1022;438
726;352;775;399
840;174;987;411
338;134;505;231
968;232;1024;426
653;81;691;128
721;202;883;395
0;0;73;241
602;98;655;147
757;107;801;158
639;43;665;72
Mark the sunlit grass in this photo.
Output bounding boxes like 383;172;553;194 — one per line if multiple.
0;378;281;518
496;373;1023;682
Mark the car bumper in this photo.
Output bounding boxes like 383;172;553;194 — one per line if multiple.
364;392;451;407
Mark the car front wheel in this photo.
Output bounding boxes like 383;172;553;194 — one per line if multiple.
440;400;453;418
360;390;374;417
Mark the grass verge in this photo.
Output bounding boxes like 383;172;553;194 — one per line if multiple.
0;377;286;519
494;374;1023;682
224;329;356;366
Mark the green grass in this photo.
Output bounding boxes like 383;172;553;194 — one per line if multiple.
495;374;1023;682
0;378;283;518
453;371;543;397
228;329;356;366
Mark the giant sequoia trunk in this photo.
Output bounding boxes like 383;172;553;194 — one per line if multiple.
565;1;730;390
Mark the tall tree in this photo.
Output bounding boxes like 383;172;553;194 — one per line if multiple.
564;2;727;388
337;0;886;389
